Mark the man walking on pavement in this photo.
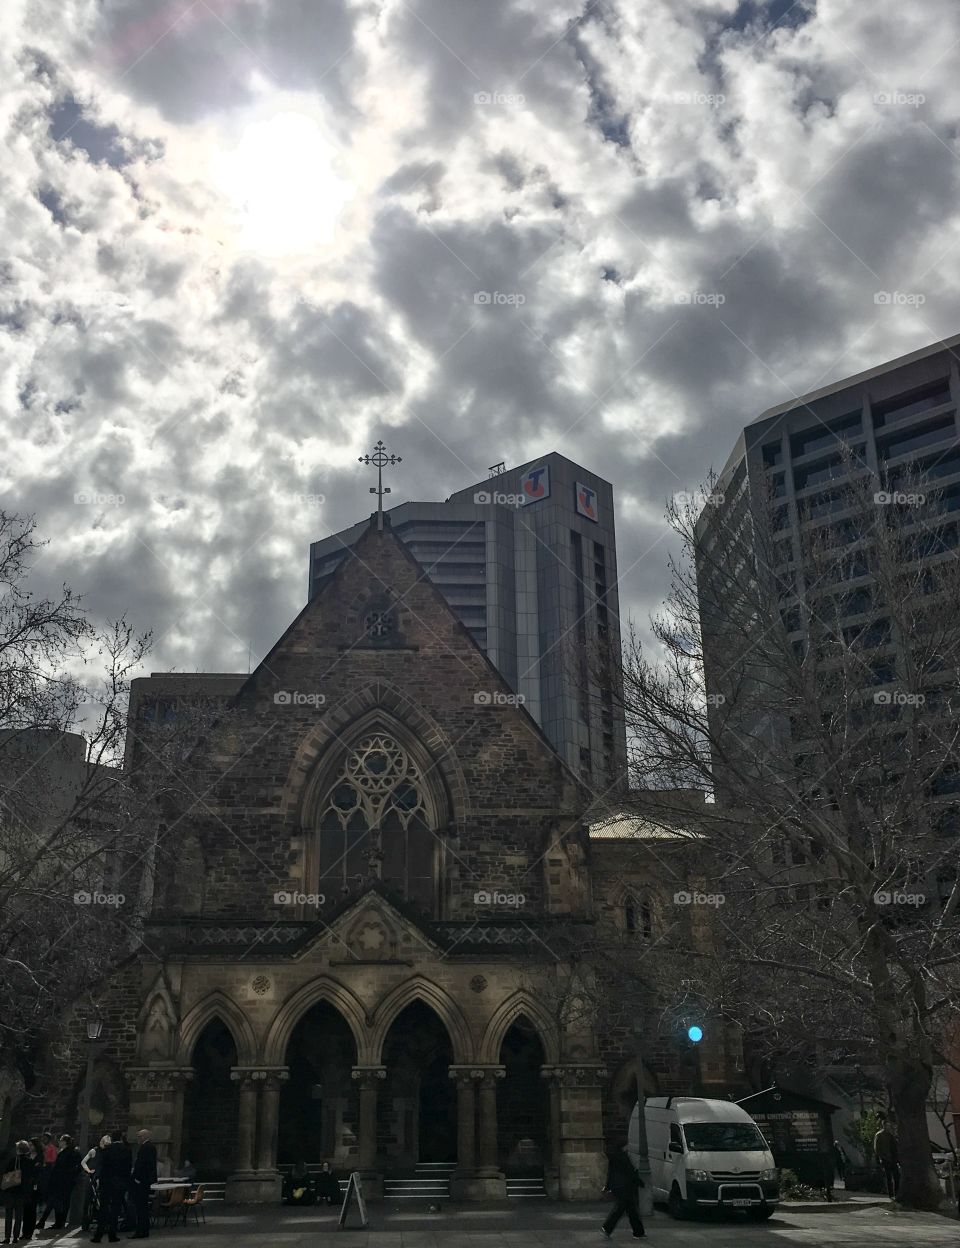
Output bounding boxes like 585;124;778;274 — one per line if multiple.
873;1115;900;1199
130;1131;157;1240
601;1140;645;1239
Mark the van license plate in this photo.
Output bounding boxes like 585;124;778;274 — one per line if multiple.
726;1199;753;1207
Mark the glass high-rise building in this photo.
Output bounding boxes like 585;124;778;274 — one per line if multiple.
309;451;627;794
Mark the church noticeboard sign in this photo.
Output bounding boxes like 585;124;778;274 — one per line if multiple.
751;1109;825;1153
338;1171;368;1229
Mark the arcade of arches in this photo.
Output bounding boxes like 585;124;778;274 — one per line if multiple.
164;977;592;1202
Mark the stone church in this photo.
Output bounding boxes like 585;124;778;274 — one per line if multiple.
31;515;742;1202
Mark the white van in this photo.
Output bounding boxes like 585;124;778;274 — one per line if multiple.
629;1096;780;1220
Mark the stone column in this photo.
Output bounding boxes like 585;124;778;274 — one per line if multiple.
231;1071;257;1173
447;1067;479;1199
470;1067;506;1199
350;1067;385;1198
169;1070;192;1169
256;1073;285;1171
552;1065;608;1201
225;1068;287;1204
541;1067;563;1199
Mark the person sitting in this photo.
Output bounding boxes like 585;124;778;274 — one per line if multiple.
315;1162;340;1206
281;1161;316;1205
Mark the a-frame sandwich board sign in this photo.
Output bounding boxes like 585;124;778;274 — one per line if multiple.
338;1171;369;1229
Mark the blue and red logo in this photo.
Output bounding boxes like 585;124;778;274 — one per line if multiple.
520;464;550;503
575;482;598;521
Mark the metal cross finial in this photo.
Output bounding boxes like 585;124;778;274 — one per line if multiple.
358;440;402;531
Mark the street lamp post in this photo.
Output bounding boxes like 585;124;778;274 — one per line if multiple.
72;1018;103;1229
77;1018;103;1156
632;1027;653;1218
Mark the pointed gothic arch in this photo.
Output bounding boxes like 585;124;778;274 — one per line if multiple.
368;975;473;1065
280;681;470;829
176;990;258;1066
292;703;459;918
478;991;561;1065
263;975;370;1066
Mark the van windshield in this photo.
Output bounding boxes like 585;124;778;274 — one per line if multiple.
683;1123;767;1152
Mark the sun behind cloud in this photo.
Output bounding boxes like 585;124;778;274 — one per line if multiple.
214;110;355;256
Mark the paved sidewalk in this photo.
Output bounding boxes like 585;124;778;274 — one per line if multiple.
46;1199;960;1247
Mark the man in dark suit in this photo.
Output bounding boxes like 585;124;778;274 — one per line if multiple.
91;1131;131;1244
601;1141;645;1239
130;1130;158;1239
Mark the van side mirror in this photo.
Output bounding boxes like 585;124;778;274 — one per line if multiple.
669;1141;684;1155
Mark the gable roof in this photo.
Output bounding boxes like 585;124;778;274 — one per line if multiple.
231;513;591;797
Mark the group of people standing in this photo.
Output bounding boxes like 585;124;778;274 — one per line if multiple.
2;1129;159;1245
1;1134;82;1244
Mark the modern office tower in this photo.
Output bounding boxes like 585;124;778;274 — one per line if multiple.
309;451;627;793
698;332;960;763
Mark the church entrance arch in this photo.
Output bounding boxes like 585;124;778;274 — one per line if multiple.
380;1001;456;1169
278;1001;358;1168
181;1019;239;1178
498;1017;548;1175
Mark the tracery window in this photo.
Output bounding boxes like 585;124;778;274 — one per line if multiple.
317;733;435;913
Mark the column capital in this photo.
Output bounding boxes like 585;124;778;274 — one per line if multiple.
128;1067;194;1092
230;1066;289;1083
468;1065;506;1083
351;1066;387;1086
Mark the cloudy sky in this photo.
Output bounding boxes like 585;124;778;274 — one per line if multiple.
3;0;959;677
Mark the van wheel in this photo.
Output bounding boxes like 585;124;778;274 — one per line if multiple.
667;1185;688;1219
749;1206;776;1220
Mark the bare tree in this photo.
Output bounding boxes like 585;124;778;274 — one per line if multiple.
0;513;224;1070
608;459;960;1210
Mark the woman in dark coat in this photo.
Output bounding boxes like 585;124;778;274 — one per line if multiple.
21;1139;43;1240
2;1140;36;1245
37;1135;82;1231
315;1162;340;1206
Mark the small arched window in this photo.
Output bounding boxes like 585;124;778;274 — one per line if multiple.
624;894;652;938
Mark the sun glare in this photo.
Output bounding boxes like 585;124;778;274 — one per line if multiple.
216;112;354;256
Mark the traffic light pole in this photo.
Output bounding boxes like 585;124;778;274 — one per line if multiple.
633;1026;653;1217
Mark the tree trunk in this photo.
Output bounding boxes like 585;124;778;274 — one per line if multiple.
888;1055;942;1210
